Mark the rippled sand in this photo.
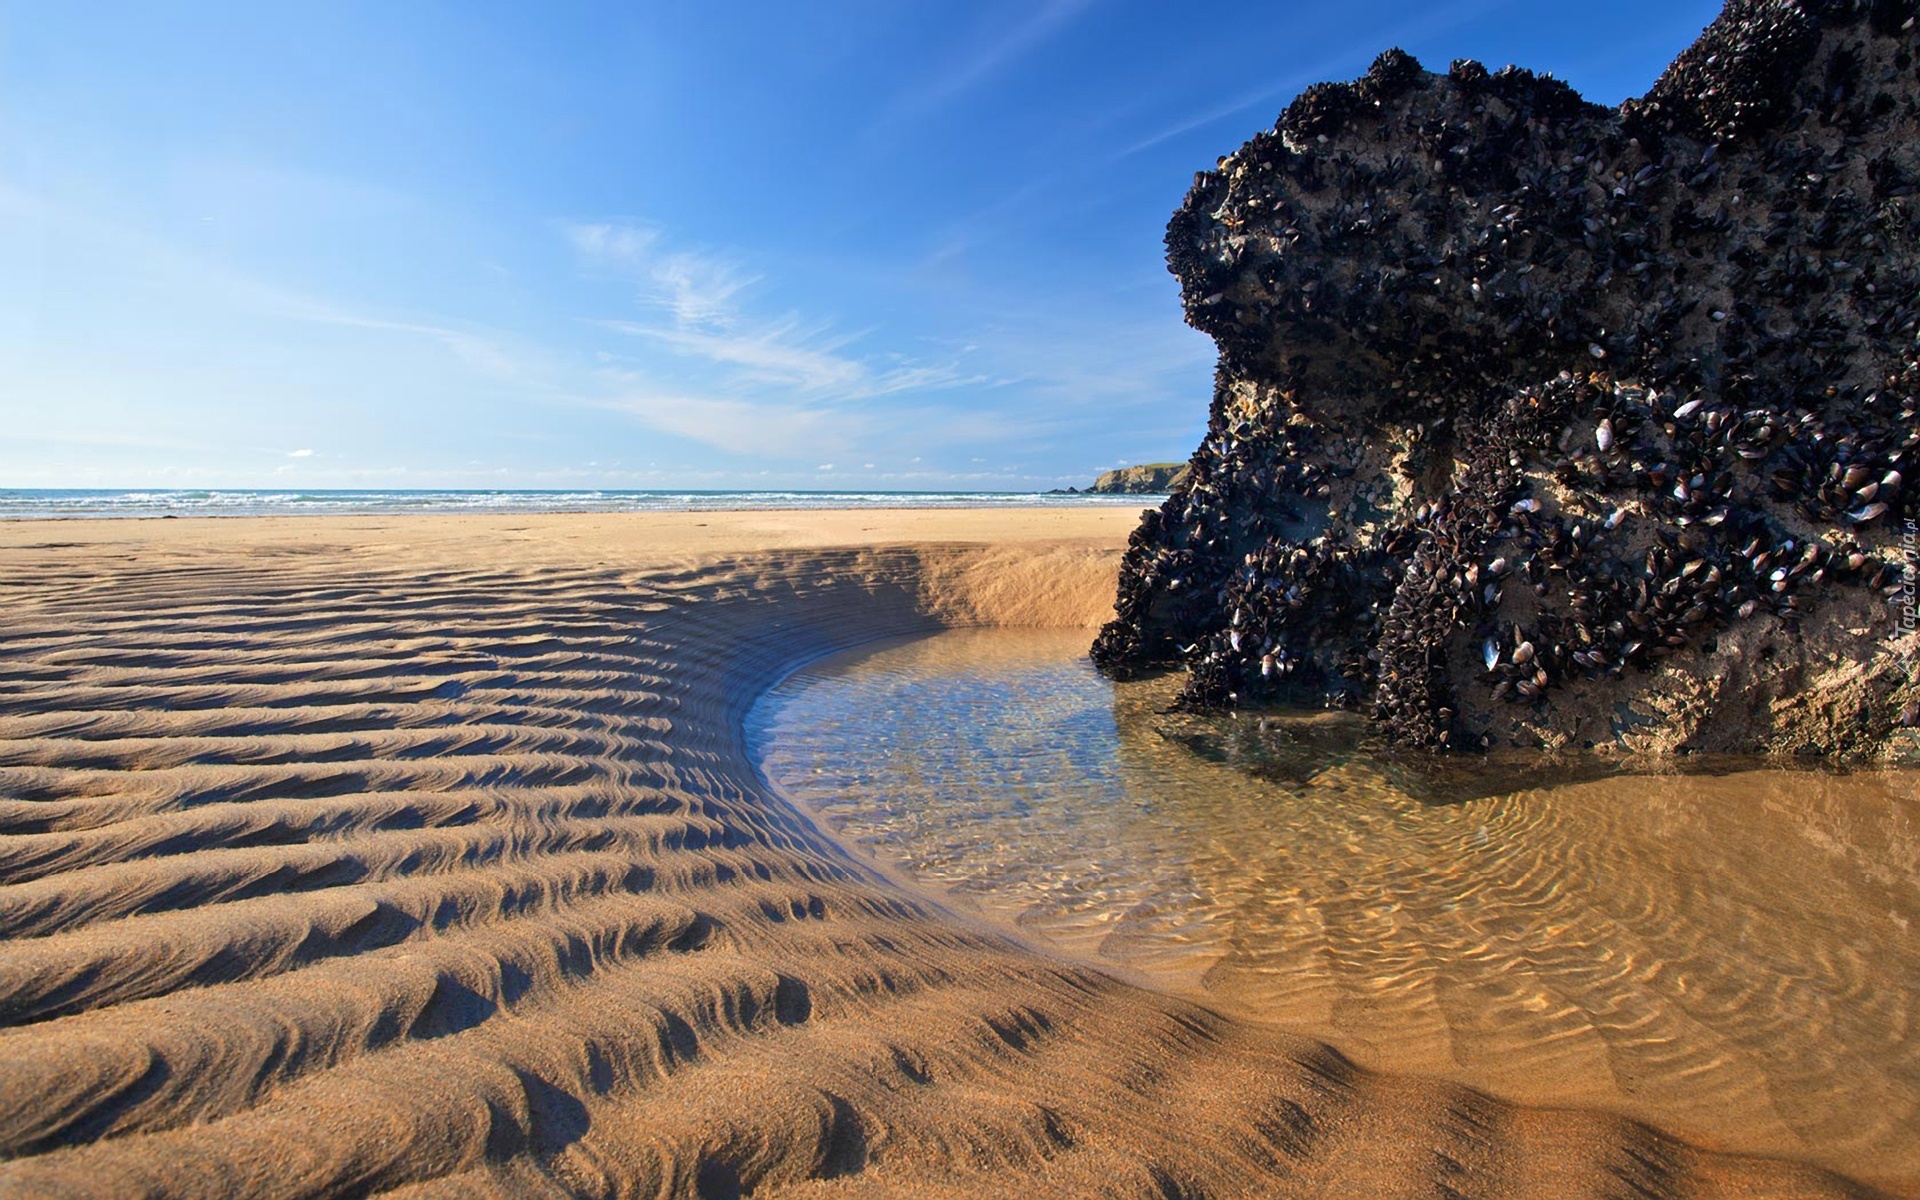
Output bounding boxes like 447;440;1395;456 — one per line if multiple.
0;512;1883;1198
755;627;1920;1195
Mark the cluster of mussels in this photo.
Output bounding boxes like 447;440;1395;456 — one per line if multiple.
1093;0;1920;754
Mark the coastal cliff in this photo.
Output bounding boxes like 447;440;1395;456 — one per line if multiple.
1088;463;1192;493
1093;0;1920;758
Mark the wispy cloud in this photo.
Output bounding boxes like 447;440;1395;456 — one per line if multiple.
602;317;993;400
594;382;857;459
0;183;526;382
601;318;864;391
564;221;657;264
870;0;1099;134
1117;0;1513;158
649;251;759;328
565;218;988;458
566;221;759;328
307;312;520;376
1117;73;1329;159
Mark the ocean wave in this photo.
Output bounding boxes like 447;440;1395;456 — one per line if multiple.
0;489;1166;519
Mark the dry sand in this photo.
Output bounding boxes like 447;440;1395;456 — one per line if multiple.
0;509;1885;1198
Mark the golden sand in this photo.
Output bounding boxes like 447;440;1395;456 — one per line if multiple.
0;510;1881;1197
757;628;1920;1193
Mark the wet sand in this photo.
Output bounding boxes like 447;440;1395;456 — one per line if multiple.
756;628;1920;1193
0;510;1889;1198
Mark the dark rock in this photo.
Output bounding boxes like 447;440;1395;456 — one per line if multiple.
1094;0;1920;760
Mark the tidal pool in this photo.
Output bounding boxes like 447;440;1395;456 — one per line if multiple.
746;627;1920;1191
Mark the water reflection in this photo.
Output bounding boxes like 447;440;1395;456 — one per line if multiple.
747;628;1920;1191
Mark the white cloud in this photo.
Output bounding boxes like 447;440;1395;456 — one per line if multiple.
310;313;518;377
602;318;988;400
0;183;527;383
593;379;856;459
649;252;758;328
287;448;314;457
564;221;760;329
566;219;999;463
565;221;657;264
604;319;864;392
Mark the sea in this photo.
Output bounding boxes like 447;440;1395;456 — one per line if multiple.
0;488;1166;520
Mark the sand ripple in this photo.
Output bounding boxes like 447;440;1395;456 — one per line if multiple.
755;629;1920;1193
0;526;1883;1198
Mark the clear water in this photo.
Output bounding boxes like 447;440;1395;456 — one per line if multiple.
747;627;1920;1191
0;488;1162;520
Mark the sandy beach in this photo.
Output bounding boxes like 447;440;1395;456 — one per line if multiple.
0;509;1885;1198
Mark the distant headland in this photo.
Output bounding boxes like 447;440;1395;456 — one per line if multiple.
1074;462;1193;494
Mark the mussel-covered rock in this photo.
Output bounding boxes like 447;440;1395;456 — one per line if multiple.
1093;0;1920;760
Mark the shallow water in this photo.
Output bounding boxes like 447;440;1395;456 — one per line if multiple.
747;627;1920;1189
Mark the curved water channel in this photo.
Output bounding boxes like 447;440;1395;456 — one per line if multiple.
745;627;1920;1191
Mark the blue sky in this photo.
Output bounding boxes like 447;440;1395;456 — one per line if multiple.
1;0;1722;490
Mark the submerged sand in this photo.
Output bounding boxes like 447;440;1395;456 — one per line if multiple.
0;510;1891;1198
757;629;1920;1192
